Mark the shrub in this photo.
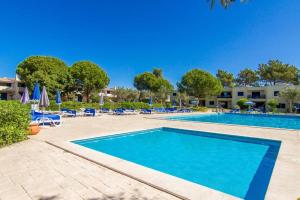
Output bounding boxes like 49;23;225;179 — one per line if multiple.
191;106;208;112
45;101;165;111
266;99;279;112
0;101;31;147
236;98;249;110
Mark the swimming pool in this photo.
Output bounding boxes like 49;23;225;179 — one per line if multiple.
167;113;300;130
73;127;281;199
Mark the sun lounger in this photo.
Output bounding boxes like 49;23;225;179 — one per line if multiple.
61;108;77;117
165;108;177;113
178;108;191;113
230;109;240;113
154;108;166;113
32;111;62;126
113;108;137;115
113;108;125;115
246;109;254;114
140;108;152;114
100;108;110;113
84;108;96;116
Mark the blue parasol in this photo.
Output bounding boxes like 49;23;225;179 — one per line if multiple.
172;99;176;107
32;82;41;101
149;96;153;106
55;90;62;111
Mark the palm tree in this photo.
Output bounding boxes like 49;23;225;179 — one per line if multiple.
208;0;245;8
280;87;300;113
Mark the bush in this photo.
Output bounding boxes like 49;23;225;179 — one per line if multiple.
191;106;208;112
45;101;165;111
0;101;31;147
266;99;279;112
236;98;249;110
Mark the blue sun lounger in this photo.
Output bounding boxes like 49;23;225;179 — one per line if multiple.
113;108;125;115
140;108;152;114
84;108;96;116
32;111;62;126
61;108;77;117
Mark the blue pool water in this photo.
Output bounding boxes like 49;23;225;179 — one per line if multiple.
167;113;300;130
73;127;280;199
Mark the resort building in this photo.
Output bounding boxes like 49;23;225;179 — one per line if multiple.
0;75;25;100
0;74;117;102
100;87;117;98
202;84;300;112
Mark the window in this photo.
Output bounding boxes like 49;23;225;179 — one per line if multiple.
173;93;177;96
274;91;279;96
18;83;26;87
277;103;286;109
0;83;11;87
251;92;261;99
209;101;215;106
107;91;111;94
237;92;244;96
0;93;8;100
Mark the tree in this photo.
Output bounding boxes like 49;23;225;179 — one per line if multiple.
175;92;190;107
177;69;223;101
236;98;248;110
280;87;300;113
112;87;139;102
153;68;162;78
63;68;78;100
134;72;160;93
70;61;109;102
155;78;174;104
266;99;279;113
216;69;234;87
16;56;69;97
134;69;173;98
257;60;299;85
235;68;258;86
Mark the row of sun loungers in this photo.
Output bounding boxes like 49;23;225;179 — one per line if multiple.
31;107;193;126
151;107;192;114
61;108;96;117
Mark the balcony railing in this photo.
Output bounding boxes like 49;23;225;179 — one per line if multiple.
217;95;232;98
247;94;266;99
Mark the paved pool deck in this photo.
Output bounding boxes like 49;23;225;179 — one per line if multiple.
0;112;300;200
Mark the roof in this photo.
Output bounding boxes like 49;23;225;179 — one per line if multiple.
0;77;16;83
0;77;22;83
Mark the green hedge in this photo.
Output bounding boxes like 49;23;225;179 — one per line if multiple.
0;101;31;147
46;101;166;111
191;106;208;112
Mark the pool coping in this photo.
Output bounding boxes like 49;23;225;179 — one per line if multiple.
47;128;242;200
47;127;281;200
152;113;300;132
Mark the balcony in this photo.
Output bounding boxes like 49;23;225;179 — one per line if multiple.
217;95;232;98
247;94;266;99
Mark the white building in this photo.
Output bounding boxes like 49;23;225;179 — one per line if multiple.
0;75;25;100
200;84;300;112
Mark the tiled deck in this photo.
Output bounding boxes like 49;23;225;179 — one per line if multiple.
0;139;178;200
1;113;300;200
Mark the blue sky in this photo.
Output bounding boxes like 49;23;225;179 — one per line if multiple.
0;0;299;87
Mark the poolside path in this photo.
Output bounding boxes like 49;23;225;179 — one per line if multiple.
0;138;179;200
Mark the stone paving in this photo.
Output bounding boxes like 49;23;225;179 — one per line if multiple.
0;139;178;200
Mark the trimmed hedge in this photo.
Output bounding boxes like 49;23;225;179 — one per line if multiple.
191;106;208;112
46;101;166;111
0;101;31;147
